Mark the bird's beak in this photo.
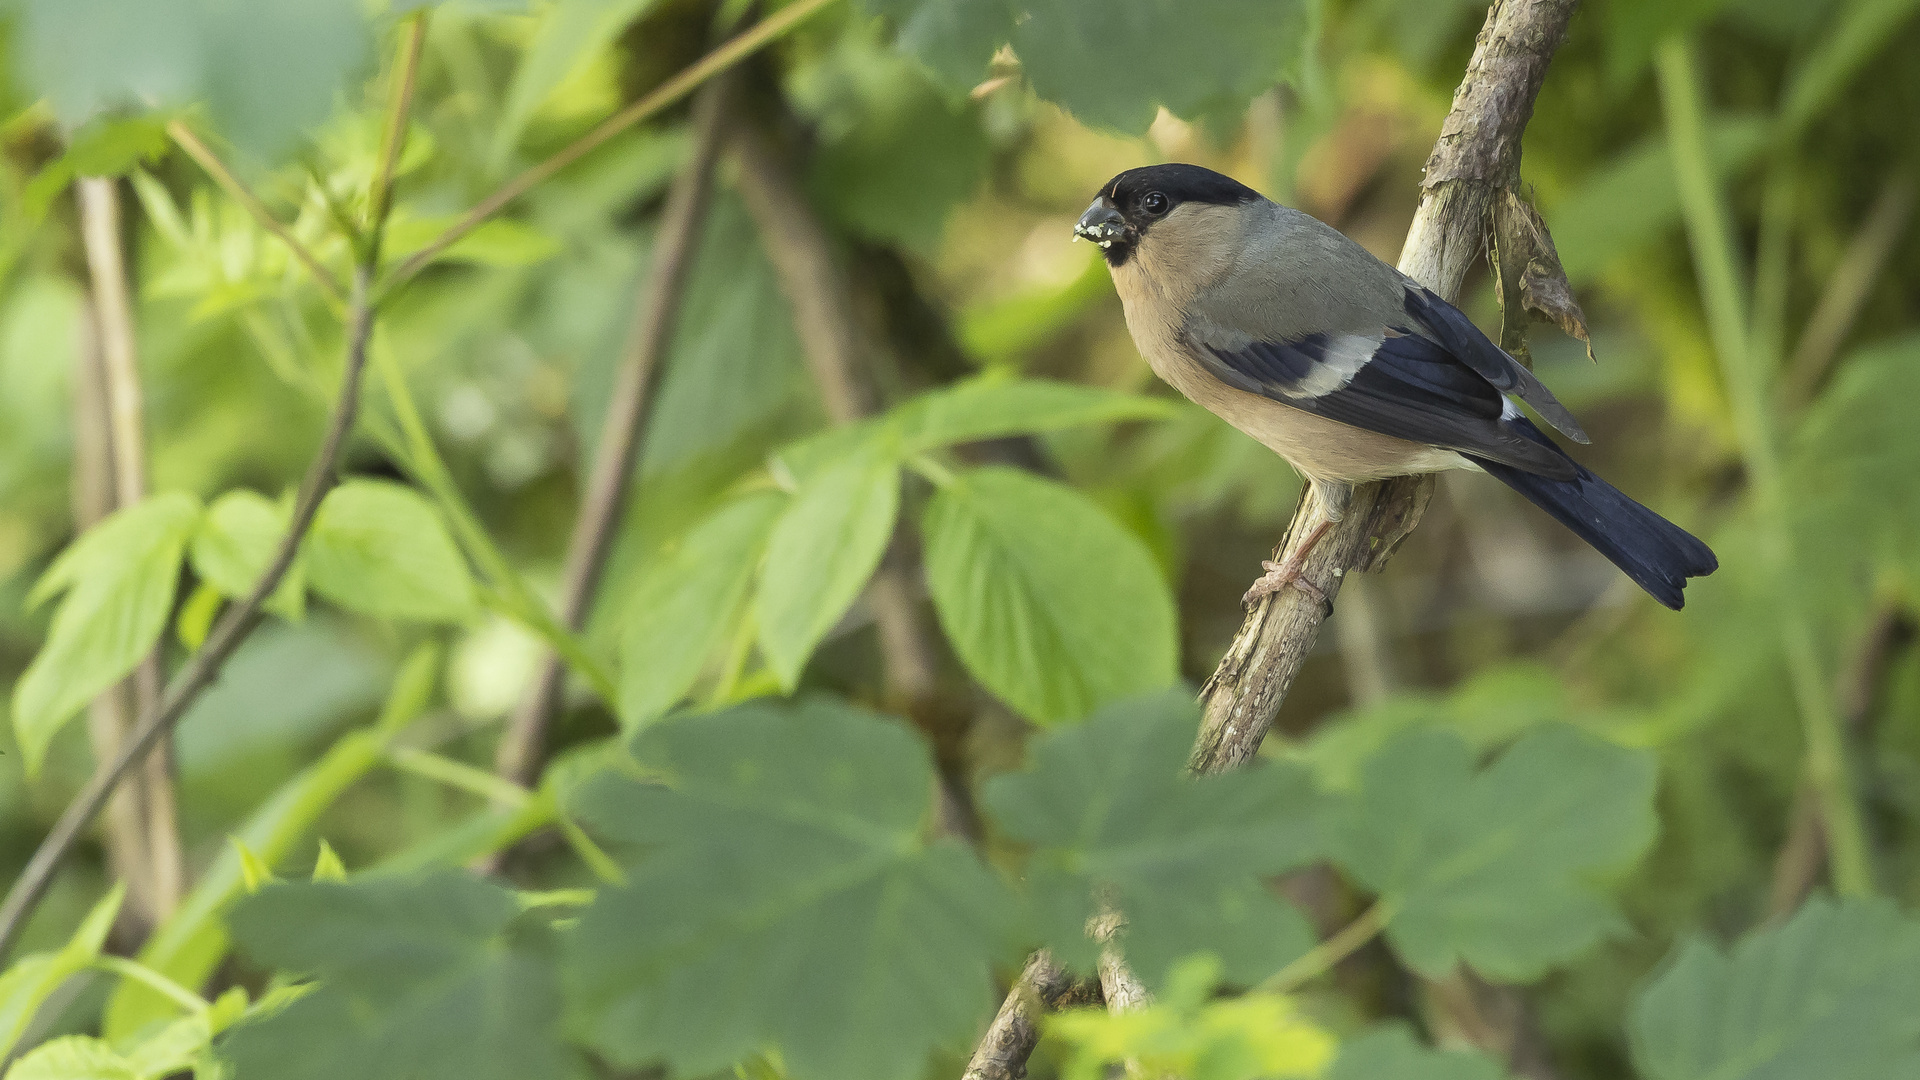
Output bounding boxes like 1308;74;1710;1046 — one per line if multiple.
1074;197;1126;247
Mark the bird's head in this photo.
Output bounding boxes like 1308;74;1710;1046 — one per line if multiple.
1075;163;1262;267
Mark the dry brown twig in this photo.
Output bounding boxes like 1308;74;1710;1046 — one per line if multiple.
75;175;187;928
727;104;979;839
963;1;1584;1073
0;13;431;964
493;77;735;791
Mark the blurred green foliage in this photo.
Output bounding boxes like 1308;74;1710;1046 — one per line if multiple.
0;0;1916;1077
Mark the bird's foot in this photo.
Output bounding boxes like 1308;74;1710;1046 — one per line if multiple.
1241;518;1337;610
1242;557;1326;607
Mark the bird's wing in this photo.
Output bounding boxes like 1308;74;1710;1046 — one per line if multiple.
1185;318;1579;480
1400;285;1589;444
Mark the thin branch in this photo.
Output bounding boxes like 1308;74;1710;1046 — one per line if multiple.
1781;172;1915;408
727;104;977;838
1262;901;1391;994
70;286;161;932
962;2;1584;1070
77;175;187;922
0;20;430;962
1767;605;1912;920
383;0;838;291
493;76;733;789
166;122;346;305
961;952;1081;1080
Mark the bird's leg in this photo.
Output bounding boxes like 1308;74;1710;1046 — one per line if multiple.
1242;480;1349;608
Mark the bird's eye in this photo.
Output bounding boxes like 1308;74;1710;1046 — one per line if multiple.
1141;191;1170;216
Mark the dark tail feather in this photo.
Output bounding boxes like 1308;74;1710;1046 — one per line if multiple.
1468;432;1718;610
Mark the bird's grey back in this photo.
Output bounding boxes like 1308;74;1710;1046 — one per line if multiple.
1191;200;1415;342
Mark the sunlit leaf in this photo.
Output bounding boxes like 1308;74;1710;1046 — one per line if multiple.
1048;955;1334;1080
755;450;900;690
489;0;661;167
0;886;123;1063
895;376;1174;455
190;489;305;620
12;493;200;775
306;480;477;623
3;1035;139;1080
983;692;1320;986
618;491;784;727
923;467;1177;724
567;698;1016;1080
1326;726;1657;981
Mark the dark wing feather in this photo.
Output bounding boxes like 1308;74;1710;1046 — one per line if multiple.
1401;285;1590;443
1196;329;1578;480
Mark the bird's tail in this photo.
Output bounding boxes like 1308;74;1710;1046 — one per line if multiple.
1467;427;1717;610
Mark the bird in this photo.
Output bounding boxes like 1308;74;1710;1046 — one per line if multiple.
1074;163;1717;610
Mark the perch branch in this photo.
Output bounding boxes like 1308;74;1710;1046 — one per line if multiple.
493;77;732;788
963;1;1583;1070
77;175;187;923
384;0;837;290
0;18;428;962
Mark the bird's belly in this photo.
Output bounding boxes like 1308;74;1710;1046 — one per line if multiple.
1149;345;1465;483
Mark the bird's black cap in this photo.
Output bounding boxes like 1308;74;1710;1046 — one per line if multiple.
1098;163;1262;210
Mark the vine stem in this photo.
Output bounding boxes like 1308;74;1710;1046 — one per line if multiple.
0;13;431;965
1261;902;1392;994
382;0;838;291
1655;37;1874;899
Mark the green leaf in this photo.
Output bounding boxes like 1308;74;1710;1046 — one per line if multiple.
755;450;901;690
384;217;565;269
983;692;1320;986
1011;0;1310;133
21;114;172;221
3;1036;139;1080
222;874;576;1080
1047;955;1334;1080
1326;726;1658;981
1325;1024;1511;1080
13;492;200;775
566;698;1017;1080
618;491;784;727
0;886;123;1063
190;489;304;620
889;0;1014;91
1631;898;1920;1080
13;0;371;160
922;467;1177;724
805;46;988;252
306;480;477;623
895;376;1174;455
489;0;662;167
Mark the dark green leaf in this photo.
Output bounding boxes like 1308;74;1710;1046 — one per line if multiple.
567;698;1016;1080
1327;726;1657;981
982;692;1320;986
14;0;371;160
755;450;900;690
1326;1024;1510;1080
1631;898;1920;1080
306;480;477;623
223;874;576;1080
892;0;1014;91
1011;0;1310;132
922;467;1177;724
12;492;200;775
618;491;784;727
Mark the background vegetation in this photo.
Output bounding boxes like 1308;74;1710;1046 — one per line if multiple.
0;0;1917;1077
